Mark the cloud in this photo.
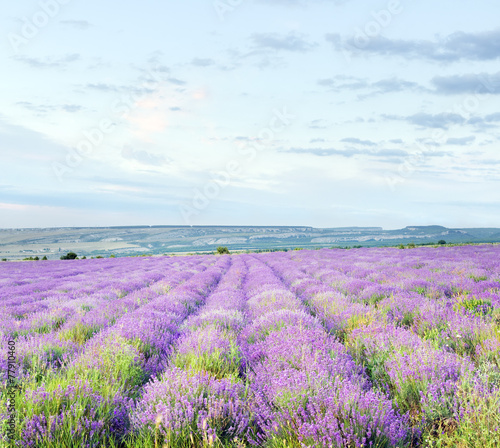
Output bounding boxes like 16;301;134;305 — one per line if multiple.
466;112;500;129
121;146;169;166
13;53;80;68
431;72;500;95
250;32;317;53
60;20;92;30
327;28;500;62
167;78;186;86
283;147;358;157
318;76;422;97
85;83;156;95
341;137;377;146
191;58;215;67
308;119;328;129
16;102;57;114
408;113;466;129
86;83;120;92
485;113;500;122
17;102;82;114
318;76;367;90
280;147;411;158
0;117;69;162
61;104;83;113
385;112;467;129
371;78;422;94
446;136;476;146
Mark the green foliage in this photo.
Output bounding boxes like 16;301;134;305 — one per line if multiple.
469;274;488;282
109;254;116;258
407;242;416;249
96;255;104;258
398;244;405;249
42;255;48;260
216;246;230;255
1;258;6;261
172;345;242;380
412;286;427;295
454;297;492;317
421;380;500;447
438;240;446;245
5;335;145;447
60;252;78;260
59;322;103;344
366;293;386;307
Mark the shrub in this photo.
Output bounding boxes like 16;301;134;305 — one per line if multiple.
42;256;48;260
216;246;230;255
1;258;7;261
407;243;416;249
398;244;405;249
109;254;116;258
438;240;446;245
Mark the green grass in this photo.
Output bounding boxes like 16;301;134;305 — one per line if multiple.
172;341;242;380
3;335;144;447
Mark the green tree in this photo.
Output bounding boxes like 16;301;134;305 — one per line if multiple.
42;256;48;260
216;246;230;255
438;240;446;245
60;252;78;260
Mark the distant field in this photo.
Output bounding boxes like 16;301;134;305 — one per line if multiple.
1;225;500;260
2;245;500;447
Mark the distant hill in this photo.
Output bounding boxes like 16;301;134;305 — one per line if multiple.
0;225;498;260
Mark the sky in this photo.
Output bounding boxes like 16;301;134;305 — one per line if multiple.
0;0;499;229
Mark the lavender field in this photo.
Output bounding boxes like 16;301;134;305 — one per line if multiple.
2;245;500;447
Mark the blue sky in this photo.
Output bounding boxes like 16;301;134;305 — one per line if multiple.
1;0;499;229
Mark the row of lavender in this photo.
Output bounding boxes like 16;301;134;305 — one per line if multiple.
3;255;228;445
2;245;500;447
2;256;207;384
260;245;500;445
125;254;412;447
